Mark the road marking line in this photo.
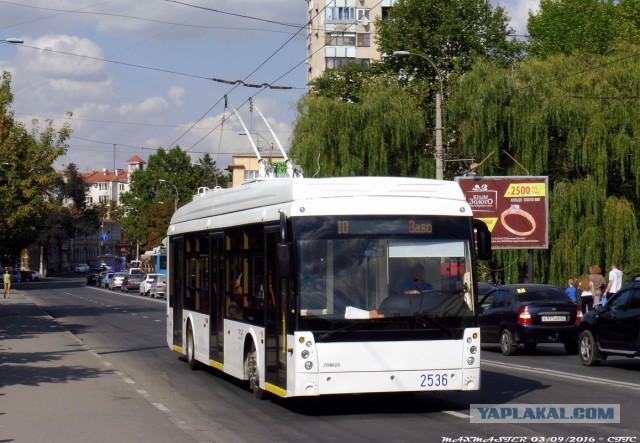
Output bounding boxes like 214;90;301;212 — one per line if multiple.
443;410;470;419
483;359;640;391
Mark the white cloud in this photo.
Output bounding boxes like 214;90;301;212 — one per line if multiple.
497;0;540;35
22;34;107;80
168;86;186;106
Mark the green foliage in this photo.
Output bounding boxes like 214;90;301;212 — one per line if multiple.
119;146;204;251
376;0;523;77
0;71;71;262
290;79;429;177
528;0;640;57
448;49;640;284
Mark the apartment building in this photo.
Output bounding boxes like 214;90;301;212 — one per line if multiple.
307;0;398;83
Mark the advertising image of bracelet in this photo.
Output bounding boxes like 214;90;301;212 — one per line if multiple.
500;204;536;236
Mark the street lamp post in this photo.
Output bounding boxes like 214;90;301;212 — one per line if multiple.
393;50;444;180
159;179;178;212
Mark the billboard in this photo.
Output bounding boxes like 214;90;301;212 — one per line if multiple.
456;176;549;249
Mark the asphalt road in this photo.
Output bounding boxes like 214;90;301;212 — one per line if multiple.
21;277;640;443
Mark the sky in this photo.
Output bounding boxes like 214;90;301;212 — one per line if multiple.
0;0;538;174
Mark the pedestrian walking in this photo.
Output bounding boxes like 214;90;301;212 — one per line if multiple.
3;268;11;298
603;262;623;305
566;279;577;303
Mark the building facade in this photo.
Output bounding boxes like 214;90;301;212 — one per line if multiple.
306;0;398;83
23;156;146;274
227;155;287;187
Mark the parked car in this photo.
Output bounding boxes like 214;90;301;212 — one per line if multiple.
149;275;167;298
10;269;22;283
100;272;114;289
478;282;496;297
109;272;126;290
87;267;107;285
478;284;582;356
139;273;160;296
74;263;90;273
19;270;33;282
29;270;43;281
121;274;145;293
578;277;640;366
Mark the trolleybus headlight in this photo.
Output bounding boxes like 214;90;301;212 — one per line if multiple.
299;336;305;344
466;337;472;343
472;332;478;340
467;357;475;365
305;361;313;370
301;350;309;359
470;346;477;354
306;341;313;347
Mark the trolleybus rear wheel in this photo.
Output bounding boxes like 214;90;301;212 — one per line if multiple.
186;324;198;370
245;342;264;399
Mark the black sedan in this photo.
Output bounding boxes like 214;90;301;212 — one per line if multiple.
578;277;640;366
479;284;582;356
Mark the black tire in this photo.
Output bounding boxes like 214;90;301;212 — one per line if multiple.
564;340;579;355
245;342;264;399
186;325;199;370
579;330;601;366
500;329;518;356
524;342;537;353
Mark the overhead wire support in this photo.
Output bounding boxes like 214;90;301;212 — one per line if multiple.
250;99;303;178
231;104;271;179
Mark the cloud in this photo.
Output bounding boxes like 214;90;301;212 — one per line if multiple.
497;0;540;34
168;86;186;106
22;34;108;80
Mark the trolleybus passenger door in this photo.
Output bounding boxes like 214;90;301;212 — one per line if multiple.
209;233;224;361
265;227;289;392
170;236;184;349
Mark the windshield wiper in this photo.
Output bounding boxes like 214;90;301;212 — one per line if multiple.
413;312;456;338
316;321;368;342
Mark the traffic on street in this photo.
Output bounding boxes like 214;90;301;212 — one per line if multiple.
2;276;637;443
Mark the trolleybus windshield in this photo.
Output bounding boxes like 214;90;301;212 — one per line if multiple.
294;216;476;339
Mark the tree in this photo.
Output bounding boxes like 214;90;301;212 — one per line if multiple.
0;71;71;263
376;0;523;77
527;0;640;58
448;49;640;284
290;78;429;177
119;146;204;252
194;153;228;189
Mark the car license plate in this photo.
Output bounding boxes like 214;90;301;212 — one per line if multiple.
541;315;567;322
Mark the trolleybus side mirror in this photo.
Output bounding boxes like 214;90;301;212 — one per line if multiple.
473;219;492;261
277;243;292;278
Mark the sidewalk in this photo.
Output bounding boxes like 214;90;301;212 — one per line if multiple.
0;289;191;442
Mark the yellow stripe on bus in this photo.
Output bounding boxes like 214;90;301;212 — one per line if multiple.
209;360;224;371
265;383;287;398
173;345;183;353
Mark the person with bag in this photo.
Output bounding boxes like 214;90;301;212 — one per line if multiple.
589;265;606;307
576;272;592;312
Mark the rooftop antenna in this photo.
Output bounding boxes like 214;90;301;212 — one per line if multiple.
231;104;272;179
251;99;303;178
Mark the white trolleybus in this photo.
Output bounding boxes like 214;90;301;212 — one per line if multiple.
166;176;491;398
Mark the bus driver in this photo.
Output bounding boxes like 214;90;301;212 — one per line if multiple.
402;262;433;295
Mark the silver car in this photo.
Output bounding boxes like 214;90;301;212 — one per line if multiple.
149;275;167;298
109;272;126;290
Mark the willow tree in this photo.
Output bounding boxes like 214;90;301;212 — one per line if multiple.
290;78;429;177
448;48;640;284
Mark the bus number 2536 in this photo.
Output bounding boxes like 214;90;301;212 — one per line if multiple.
420;373;448;388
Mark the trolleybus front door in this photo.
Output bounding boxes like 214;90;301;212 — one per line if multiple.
265;228;288;393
